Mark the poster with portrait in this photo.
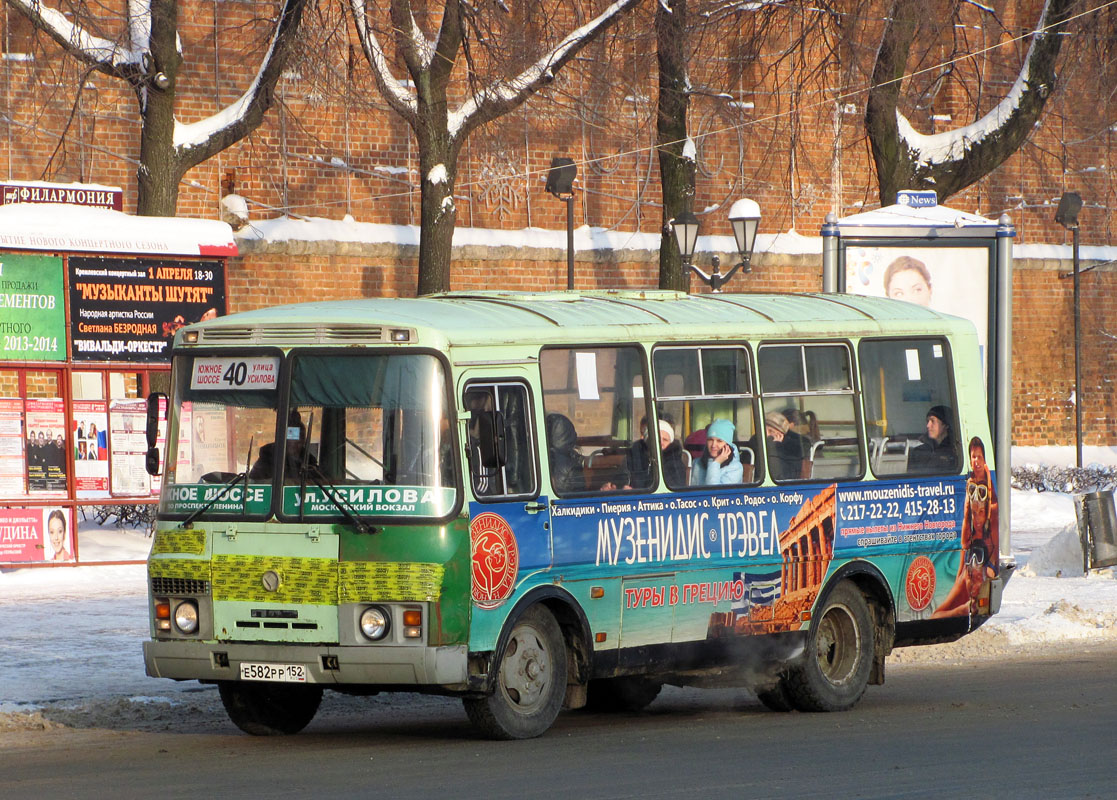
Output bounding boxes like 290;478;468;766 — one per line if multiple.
844;245;991;373
0;397;26;497
190;403;229;480
25;398;68;496
0;506;72;563
109;399;149;496
72;400;110;498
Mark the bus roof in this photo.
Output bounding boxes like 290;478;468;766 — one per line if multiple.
182;290;977;349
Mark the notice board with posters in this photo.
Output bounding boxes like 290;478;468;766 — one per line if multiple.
0;198;236;565
69;256;226;361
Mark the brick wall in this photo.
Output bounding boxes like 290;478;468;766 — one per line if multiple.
2;1;1115;248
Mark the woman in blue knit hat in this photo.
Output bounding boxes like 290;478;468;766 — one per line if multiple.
689;418;744;486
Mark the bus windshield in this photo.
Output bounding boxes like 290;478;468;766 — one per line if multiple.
159;351;457;521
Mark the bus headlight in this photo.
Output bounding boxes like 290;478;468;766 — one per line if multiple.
173;600;199;634
359;606;390;641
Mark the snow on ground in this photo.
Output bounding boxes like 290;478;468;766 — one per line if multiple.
2;447;1116;728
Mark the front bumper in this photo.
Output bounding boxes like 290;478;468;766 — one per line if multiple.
144;639;469;688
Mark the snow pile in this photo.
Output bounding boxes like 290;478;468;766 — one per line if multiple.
1019;523;1085;578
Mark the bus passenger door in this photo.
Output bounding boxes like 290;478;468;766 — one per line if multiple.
461;378;551;573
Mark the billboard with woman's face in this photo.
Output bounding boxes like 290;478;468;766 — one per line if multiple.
844;244;992;373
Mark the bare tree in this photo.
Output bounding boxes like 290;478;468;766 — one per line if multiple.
4;0;309;215
865;0;1076;206
655;0;697;292
347;0;641;296
652;2;795;290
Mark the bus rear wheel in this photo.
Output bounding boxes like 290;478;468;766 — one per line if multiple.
783;581;873;712
463;605;567;740
218;681;323;735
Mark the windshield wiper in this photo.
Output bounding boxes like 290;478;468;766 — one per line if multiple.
297;463;377;535
292;412;376;534
179;436;255;529
179;470;245;529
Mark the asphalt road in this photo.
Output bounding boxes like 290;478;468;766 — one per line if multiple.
3;642;1116;800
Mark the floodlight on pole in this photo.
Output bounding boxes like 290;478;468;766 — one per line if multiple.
1056;191;1083;469
546;157;577;290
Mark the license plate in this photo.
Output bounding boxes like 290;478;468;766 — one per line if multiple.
239;662;307;683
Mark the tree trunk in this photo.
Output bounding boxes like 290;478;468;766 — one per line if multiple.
656;0;695;293
863;0;919;207
415;131;457;296
136;0;183;217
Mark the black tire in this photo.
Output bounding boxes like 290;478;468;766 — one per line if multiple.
584;677;663;712
463;605;567;740
756;677;795;712
783;581;874;712
218;681;323;735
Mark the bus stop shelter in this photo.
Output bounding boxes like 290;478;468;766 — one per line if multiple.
821;191;1015;558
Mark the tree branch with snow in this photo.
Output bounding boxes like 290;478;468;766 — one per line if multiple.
5;0;310;216
866;0;1076;205
346;0;642;295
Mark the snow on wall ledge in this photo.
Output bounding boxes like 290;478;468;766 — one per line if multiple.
233;214;1117;263
0;204;237;257
234;214;822;259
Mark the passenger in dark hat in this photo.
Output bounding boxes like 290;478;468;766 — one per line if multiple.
911;405;958;472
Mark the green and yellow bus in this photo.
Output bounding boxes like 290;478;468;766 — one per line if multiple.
143;290;1006;738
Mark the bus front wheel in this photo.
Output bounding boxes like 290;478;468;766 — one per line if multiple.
783;581;874;712
218;681;322;735
463;605;568;740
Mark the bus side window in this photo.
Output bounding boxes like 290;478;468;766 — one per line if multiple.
758;343;862;482
859;338;960;477
652;344;759;489
539;346;652;496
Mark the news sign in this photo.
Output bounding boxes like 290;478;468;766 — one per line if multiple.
69;256;226;362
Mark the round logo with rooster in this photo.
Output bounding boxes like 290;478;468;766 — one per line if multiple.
905;555;936;611
470;512;519;609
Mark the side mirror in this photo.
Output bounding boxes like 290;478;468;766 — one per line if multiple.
474;410;507;468
145;446;161;476
146;392;167;449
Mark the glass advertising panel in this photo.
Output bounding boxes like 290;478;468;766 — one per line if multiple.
69;256;227;362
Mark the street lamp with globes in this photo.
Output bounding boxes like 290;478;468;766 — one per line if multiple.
671;199;761;292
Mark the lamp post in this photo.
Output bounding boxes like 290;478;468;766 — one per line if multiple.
1055;191;1083;469
671;199;761;293
546;157;577;290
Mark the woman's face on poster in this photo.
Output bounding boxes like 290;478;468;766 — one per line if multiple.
49;515;65;549
886;267;932;306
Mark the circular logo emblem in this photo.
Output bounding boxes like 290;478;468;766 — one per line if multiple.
261;570;281;593
470;512;519;609
905;556;936;611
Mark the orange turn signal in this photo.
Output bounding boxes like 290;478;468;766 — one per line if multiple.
402;609;422;627
155;602;171;620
